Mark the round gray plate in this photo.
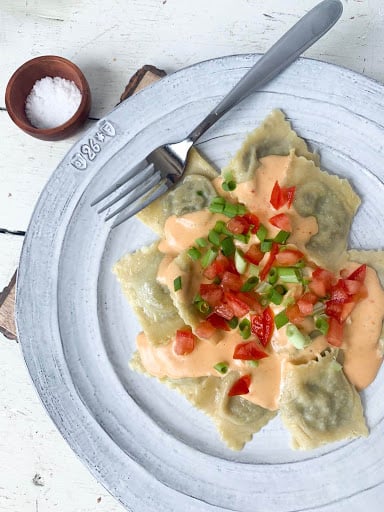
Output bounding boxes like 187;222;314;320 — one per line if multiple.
16;55;384;511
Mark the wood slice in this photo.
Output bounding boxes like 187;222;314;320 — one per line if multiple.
0;65;165;341
0;271;17;340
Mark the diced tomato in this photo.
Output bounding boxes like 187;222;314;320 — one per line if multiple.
347;264;367;283
221;271;243;292
285;186;296;208
227;215;250;235
269;213;292;232
329;280;351;304
312;267;335;287
259;242;279;282
309;267;335;297
270;181;285;209
206;313;230;331
326;317;344;347
270;181;296;210
199;283;223;306
224;291;250;317
203;254;230;279
228;374;251;396
244;244;264;265
285;303;305;326
325;300;343;321
325;299;357;323
214;302;235;320
343;279;364;296
195;320;216;339
233;341;269;360
250;306;274;347
174;328;196;355
275;249;304;266
242;213;260;234
309;278;328;298
297;292;318;316
236;292;264;314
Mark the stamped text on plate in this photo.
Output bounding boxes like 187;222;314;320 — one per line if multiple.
70;120;116;171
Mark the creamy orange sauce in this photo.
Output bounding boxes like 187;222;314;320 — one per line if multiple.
137;154;384;411
221;155;318;253
342;263;384;389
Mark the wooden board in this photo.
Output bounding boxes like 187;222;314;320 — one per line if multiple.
0;65;165;341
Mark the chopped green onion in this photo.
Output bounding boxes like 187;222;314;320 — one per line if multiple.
286;324;311;349
239;318;251;339
223;201;238;218
201;247;218;268
228;317;239;329
330;360;343;372
241;276;259;292
274;310;289;329
247;360;260;368
196;300;211;314
195;237;207;248
214;362;229;374
209;197;226;213
221;236;235;257
259;296;270;307
248;264;259;277
267;288;284;305
187;247;202;260
313;302;326;316
214;220;226;233
261;240;273;253
193;293;202;303
256;281;272;294
274;284;287;295
208;229;221;246
173;276;182;292
233;232;250;244
196;190;204;197
212;276;221;284
277;267;302;283
268;267;278;285
274;230;290;244
315;316;329;335
237;203;247;215
235;249;248;274
256;224;268;241
222;180;237;192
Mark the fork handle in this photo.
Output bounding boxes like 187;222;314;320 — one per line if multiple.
188;0;343;143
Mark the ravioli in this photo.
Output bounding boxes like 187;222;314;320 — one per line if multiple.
113;242;184;345
130;349;276;451
223;109;319;183
286;154;361;270
136;147;218;235
279;349;368;450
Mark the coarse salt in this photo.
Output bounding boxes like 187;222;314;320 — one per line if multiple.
25;76;82;129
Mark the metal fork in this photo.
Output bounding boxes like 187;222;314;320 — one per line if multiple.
92;0;343;229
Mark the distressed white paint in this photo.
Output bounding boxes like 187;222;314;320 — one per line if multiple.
1;0;384;510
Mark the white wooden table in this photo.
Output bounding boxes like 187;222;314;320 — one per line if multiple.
1;1;383;510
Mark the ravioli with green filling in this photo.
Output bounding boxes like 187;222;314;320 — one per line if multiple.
136;147;218;235
279;349;368;450
113;242;184;345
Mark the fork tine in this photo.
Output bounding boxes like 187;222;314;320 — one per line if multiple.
111;181;169;229
104;170;162;221
97;163;155;214
91;159;148;207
